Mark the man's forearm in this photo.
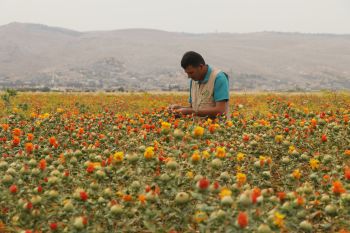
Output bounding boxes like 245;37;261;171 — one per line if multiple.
195;106;226;118
176;104;226;118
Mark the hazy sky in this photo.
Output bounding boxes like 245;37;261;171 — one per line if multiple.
0;0;349;34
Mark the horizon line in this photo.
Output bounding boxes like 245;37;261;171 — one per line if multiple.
1;21;350;36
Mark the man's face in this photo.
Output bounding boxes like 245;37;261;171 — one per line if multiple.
184;64;205;81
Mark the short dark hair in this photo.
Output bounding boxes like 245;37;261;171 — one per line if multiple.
181;51;205;69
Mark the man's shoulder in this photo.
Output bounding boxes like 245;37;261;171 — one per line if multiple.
215;72;229;83
210;67;228;79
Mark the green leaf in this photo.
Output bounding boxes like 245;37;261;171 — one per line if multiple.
143;220;156;232
190;191;202;200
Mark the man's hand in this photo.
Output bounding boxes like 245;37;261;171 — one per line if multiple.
175;108;195;115
168;104;182;111
168;105;195;117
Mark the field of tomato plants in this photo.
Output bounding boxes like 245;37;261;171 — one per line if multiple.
0;91;350;232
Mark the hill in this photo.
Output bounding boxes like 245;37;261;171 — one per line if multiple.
1;22;350;91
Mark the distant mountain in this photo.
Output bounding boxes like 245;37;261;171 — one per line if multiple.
1;22;350;91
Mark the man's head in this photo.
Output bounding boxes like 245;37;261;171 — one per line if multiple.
181;51;207;81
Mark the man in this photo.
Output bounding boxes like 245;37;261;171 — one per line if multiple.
169;51;230;119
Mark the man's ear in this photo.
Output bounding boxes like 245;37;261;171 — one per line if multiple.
198;64;205;72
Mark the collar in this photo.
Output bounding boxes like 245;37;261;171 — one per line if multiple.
197;65;211;84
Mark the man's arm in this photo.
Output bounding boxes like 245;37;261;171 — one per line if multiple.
168;103;192;110
176;101;227;118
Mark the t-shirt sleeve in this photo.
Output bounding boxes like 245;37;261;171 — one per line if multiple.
213;72;229;102
188;80;192;103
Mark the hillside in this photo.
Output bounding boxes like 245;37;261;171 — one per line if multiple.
1;22;350;91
